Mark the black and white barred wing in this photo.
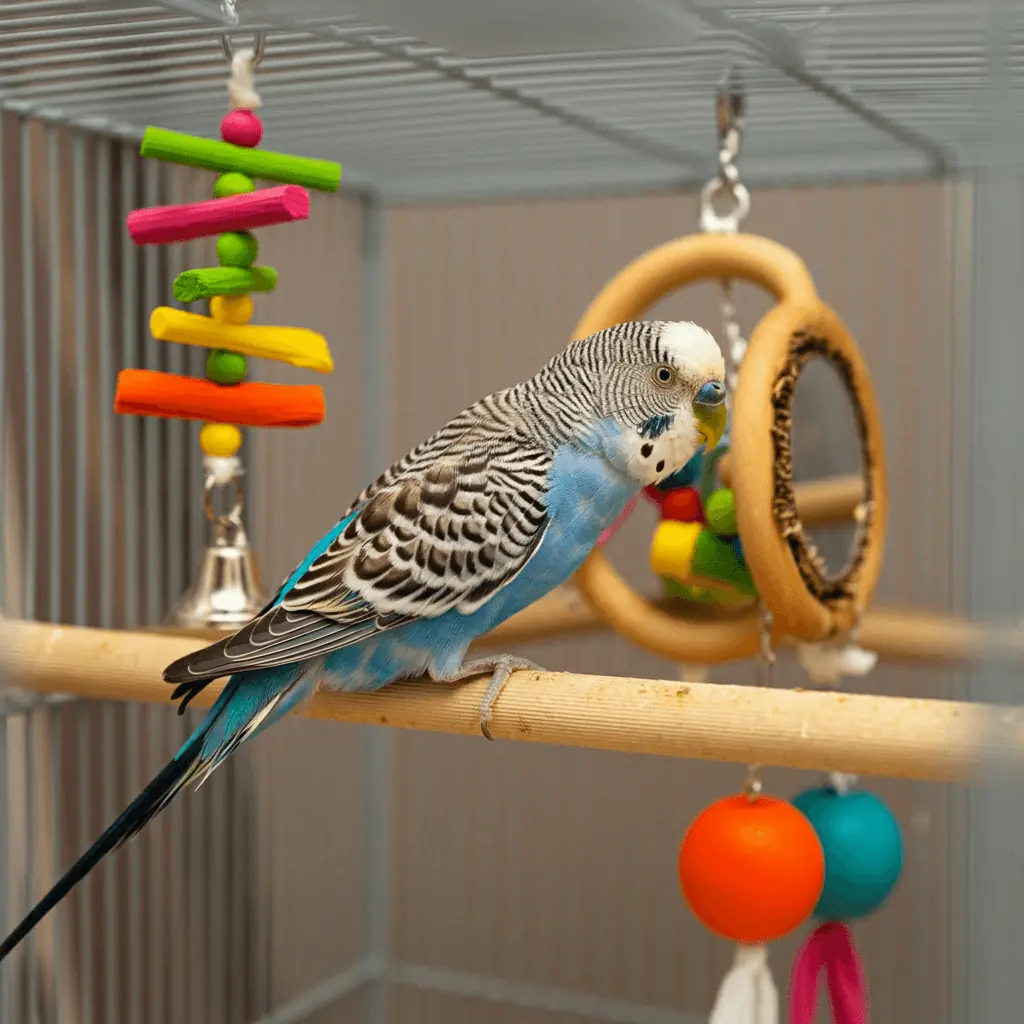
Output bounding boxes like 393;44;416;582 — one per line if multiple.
163;437;553;689
284;442;552;619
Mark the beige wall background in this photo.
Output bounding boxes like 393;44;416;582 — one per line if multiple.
249;180;965;1022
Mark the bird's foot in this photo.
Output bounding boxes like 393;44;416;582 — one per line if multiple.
428;654;544;740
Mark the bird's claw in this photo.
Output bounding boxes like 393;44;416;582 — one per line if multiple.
477;655;543;742
429;653;542;743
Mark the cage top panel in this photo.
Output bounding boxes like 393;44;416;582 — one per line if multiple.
0;0;1014;202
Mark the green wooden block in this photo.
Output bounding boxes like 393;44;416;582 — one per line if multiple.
173;265;277;303
691;528;757;597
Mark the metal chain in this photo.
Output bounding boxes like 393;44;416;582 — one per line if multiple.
758;606;776;677
718;281;746;396
746;605;775;800
700;67;750;396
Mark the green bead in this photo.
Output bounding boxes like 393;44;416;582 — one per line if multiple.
213;172;255;198
206;349;248;385
216;231;259;268
705;487;738;536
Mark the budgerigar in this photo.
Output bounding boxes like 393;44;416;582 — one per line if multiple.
0;320;725;960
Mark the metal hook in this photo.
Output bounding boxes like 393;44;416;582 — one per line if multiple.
715;65;746;148
220;0;265;65
221;31;266;66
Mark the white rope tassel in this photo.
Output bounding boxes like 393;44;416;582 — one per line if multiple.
795;641;877;686
204;454;243;487
709;944;778;1024
228;48;261;110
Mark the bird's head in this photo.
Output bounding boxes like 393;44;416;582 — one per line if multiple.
563;320;727;487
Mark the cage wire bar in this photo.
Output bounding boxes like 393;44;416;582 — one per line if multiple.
0;0;981;204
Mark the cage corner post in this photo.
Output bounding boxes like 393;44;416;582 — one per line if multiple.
964;0;1024;1017
360;191;396;1022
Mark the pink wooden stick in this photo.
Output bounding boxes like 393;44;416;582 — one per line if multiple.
127;185;310;245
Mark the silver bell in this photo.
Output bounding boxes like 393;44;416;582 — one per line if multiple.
165;457;266;631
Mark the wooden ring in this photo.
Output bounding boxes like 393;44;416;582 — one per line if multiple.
573;233;818;330
731;299;887;640
572;234;879;663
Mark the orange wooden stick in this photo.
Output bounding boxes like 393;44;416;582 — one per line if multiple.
114;369;325;427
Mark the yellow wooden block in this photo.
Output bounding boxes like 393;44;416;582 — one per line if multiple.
150;306;334;374
210;294;254;325
649;520;702;582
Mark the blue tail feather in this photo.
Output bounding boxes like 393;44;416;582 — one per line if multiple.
0;665;311;963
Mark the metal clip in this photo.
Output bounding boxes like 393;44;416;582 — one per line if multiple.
714;65;746;166
699;65;750;234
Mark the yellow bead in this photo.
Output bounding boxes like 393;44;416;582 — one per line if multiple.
210;294;254;325
200;423;242;458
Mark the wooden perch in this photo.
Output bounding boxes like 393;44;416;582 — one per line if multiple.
1;617;1021;784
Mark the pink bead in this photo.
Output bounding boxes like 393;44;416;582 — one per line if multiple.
220;109;263;148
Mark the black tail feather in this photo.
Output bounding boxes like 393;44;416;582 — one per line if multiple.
0;733;204;963
170;679;213;715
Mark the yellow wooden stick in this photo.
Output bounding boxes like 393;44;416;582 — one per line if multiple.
150;306;334;373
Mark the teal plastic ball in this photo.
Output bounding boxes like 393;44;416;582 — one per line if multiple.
792;787;902;921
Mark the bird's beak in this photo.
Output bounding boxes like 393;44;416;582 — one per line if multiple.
695;401;727;451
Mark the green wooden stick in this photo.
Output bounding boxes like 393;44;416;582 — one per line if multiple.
173;266;278;303
141;127;341;193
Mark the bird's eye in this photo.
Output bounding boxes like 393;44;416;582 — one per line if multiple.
652;365;676;387
696;380;726;406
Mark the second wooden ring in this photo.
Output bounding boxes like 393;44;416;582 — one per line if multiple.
731;299;887;640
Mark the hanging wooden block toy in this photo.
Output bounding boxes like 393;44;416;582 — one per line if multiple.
114;36;342;629
644;440;755;606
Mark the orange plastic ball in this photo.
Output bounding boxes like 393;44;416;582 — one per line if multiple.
678;794;824;943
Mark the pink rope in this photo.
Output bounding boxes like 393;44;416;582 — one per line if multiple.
788;923;867;1024
598;494;640;546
